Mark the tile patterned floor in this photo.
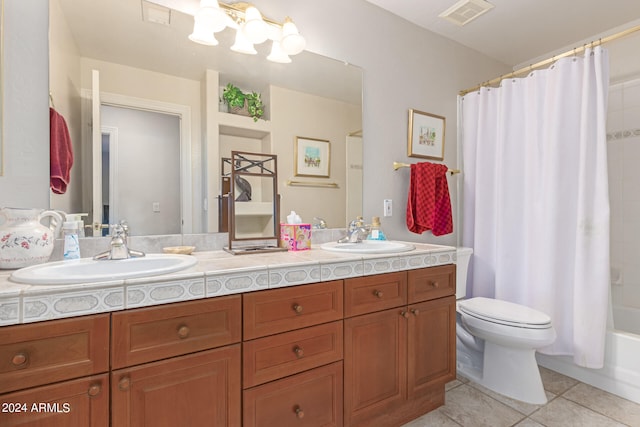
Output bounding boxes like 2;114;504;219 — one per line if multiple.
403;367;640;427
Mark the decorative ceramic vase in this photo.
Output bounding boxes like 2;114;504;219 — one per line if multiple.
0;207;63;269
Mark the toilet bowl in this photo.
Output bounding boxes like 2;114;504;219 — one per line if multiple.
455;248;556;404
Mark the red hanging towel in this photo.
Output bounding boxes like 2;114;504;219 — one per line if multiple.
50;107;74;194
406;162;453;236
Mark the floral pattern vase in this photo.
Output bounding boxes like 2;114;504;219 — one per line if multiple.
0;208;63;269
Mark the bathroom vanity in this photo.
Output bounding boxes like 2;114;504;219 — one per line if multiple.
0;244;455;426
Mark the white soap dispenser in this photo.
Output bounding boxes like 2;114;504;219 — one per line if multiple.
66;213;88;237
63;221;81;260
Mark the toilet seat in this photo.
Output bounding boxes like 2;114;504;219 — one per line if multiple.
458;297;552;329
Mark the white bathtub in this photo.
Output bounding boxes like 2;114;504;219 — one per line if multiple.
536;305;640;403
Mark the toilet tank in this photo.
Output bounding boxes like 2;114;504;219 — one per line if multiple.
456;247;473;299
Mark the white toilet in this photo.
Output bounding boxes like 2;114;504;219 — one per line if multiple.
455;247;556;404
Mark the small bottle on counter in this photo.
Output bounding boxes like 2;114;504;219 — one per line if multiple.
367;216;387;241
63;221;81;260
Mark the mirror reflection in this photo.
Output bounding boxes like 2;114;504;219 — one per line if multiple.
49;0;362;236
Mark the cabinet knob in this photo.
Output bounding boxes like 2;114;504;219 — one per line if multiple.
293;346;304;358
411;308;420;316
118;376;131;391
177;325;190;339
88;383;101;397
373;290;384;299
293;304;303;314
431;281;440;288
11;352;27;366
400;310;410;319
294;406;305;419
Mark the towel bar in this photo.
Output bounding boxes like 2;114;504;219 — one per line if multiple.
393;161;461;175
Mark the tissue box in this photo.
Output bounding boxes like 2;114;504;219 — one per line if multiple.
280;223;312;251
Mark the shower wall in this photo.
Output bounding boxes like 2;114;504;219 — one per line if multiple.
607;77;640;331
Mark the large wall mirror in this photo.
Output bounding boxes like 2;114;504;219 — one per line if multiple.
49;0;362;237
0;0;4;176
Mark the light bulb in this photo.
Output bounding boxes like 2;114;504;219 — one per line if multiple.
281;17;306;55
267;40;291;63
231;28;257;55
242;6;269;44
189;8;219;45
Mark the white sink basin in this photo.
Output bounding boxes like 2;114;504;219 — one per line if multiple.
320;240;415;254
9;254;198;285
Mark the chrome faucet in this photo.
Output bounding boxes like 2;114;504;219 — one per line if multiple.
94;221;145;260
338;217;369;243
313;217;327;229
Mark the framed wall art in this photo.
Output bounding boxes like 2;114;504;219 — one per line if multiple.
294;136;331;178
407;109;446;160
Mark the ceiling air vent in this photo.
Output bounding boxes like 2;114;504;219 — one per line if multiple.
439;0;494;26
141;0;172;26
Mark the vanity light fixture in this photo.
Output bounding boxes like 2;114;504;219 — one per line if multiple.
188;1;306;63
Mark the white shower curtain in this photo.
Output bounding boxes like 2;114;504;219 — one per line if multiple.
460;47;610;368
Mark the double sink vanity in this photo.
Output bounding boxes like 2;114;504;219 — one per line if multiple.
0;241;456;426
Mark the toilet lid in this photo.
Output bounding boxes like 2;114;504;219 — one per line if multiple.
458;297;552;328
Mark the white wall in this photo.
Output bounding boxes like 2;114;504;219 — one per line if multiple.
608;78;640;312
0;0;50;207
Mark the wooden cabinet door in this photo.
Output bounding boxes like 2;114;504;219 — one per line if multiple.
0;374;108;427
344;308;407;427
111;345;241;427
407;296;456;398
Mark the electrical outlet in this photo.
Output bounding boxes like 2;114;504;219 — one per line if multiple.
384;199;392;217
152;202;160;212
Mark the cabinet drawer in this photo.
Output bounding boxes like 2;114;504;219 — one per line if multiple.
243;281;343;340
407;265;455;303
243;361;343;427
0;314;109;394
111;295;241;369
0;373;109;426
345;272;407;317
243;321;343;388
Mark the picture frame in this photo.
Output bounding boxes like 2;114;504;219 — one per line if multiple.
407;109;446;160
294;136;331;178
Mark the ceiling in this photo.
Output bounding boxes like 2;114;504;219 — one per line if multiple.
365;0;640;67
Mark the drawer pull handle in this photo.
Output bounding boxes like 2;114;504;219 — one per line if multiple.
431;281;440;288
293;346;304;358
400;310;410;319
11;352;27;366
118;376;131;391
177;325;190;339
293;304;303;314
294;406;305;419
88;384;101;397
411;308;420;316
373;290;384;298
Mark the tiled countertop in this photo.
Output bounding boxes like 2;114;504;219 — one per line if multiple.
0;242;456;326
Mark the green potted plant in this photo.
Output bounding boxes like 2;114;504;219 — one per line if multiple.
222;83;264;122
245;92;264;122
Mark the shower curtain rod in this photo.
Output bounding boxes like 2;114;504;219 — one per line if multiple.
459;23;640;96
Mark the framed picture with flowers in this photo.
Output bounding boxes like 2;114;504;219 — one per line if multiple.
294;136;331;178
408;109;446;160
